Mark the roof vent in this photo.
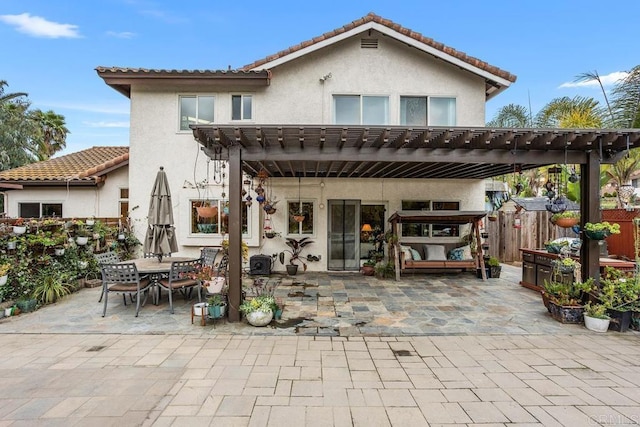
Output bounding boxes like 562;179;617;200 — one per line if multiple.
361;38;378;49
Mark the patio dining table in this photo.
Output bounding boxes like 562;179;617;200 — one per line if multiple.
121;257;195;305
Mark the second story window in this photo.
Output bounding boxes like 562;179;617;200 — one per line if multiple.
334;95;389;125
232;95;252;120
179;95;214;131
400;96;456;126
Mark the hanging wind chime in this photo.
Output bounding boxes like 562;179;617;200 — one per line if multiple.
511;140;523;229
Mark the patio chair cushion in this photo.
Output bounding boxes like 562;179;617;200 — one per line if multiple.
409;248;422;260
158;277;198;289
109;278;151;292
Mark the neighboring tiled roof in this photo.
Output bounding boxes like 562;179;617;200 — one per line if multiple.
95;67;268;77
0;146;129;184
241;12;516;83
512;197;580;212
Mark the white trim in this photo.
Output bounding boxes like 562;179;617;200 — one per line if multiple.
248;21;512;93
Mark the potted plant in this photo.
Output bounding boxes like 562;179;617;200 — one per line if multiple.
597;266;640;332
583;302;610;332
486;256;502;278
584;221;621;240
542;278;594;323
207;294;227;319
551;257;578;274
12;218;26;235
361;259;376;276
187;264;226;294
75;223;90;245
544;239;569;254
0;263;10;286
374;260;395;279
279;237;313;275
239;295;277;326
550;211;580;228
487;211;498;222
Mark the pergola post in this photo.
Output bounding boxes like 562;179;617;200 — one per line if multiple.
581;148;601;283
227;145;242;321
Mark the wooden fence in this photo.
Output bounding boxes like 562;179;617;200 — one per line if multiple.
484;211;575;263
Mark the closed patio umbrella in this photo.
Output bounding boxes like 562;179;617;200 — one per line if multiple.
144;166;178;261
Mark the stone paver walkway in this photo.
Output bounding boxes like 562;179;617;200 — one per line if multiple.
0;333;639;426
1;265;639;425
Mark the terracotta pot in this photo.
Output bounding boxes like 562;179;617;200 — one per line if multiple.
196;206;218;219
555;217;579;228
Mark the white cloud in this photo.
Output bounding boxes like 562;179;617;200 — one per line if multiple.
37;101;129;115
0;13;81;38
83;121;130;128
559;71;629;89
106;30;136;39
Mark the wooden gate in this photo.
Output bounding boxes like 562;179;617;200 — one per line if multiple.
484;211;576;263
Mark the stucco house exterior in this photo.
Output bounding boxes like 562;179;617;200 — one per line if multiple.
0;146;129;219
97;13;522;270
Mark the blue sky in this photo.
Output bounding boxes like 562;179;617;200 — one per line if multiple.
1;0;639;156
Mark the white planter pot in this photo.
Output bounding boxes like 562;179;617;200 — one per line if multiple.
4;307;12;317
204;278;225;294
12;226;26;235
193;302;207;316
118;234;125;241
0;275;7;286
54;248;65;256
6;241;16;250
584;315;610;333
76;237;89;245
86;220;95;226
245;310;273;327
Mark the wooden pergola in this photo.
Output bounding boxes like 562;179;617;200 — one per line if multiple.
192;124;640;321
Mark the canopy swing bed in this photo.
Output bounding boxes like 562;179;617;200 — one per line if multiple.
388;210;488;281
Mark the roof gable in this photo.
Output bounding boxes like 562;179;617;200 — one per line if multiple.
242;13;516;99
0;146;129;185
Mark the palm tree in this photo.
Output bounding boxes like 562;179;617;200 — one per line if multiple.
535;96;603;128
28;109;69;160
0;80;27;104
487;104;532;127
603;149;640;207
610;65;640;128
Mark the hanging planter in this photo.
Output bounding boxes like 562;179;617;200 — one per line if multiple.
584;222;620;240
293;214;305;223
550;211;579;228
12;226;26;235
196;205;218;219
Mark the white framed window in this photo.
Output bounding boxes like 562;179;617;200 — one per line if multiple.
231;95;252;121
19;202;63;218
287;201;314;235
400;96;456;126
179;95;215;131
191;199;249;235
333;95;389;125
400;200;460;237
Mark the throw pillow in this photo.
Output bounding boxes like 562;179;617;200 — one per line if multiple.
410;248;422;261
448;247;464;260
400;245;412;261
423;244;446;261
459;244;473;260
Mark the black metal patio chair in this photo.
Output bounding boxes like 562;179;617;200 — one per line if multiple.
100;262;152;317
157;258;202;314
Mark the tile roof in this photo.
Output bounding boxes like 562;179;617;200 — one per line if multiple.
0;146;129;184
241;12;516;83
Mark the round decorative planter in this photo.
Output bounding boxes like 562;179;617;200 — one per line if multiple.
76;236;89;245
246;310;273;326
0;275;7;286
204;278;225;294
196;206;218;219
361;265;375;276
12;226;26;235
193;302;207;317
554;217;579;228
208;304;227;319
54;248;65;256
16;299;37;313
86;220;95;226
584;315;610;333
584;229;610;240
